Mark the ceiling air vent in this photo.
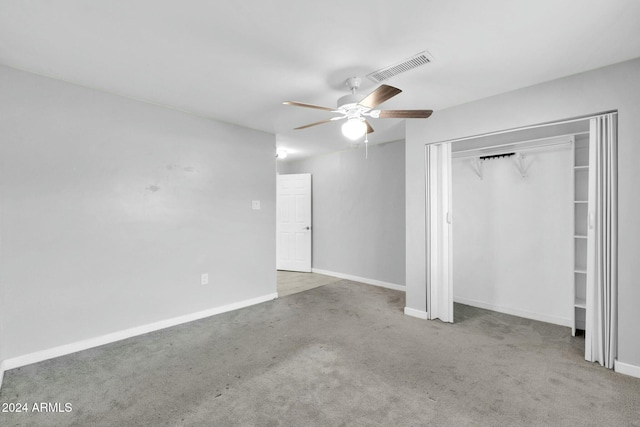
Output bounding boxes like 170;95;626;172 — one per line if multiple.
366;51;433;83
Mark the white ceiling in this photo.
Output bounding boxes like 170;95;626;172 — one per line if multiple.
1;0;640;160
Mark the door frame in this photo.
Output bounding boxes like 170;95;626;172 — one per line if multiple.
424;110;617;325
276;173;312;272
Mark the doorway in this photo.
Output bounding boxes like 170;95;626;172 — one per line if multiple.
276;173;312;273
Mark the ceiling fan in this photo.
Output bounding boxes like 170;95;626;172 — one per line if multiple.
283;77;433;140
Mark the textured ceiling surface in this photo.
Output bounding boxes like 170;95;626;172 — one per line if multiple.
1;0;640;159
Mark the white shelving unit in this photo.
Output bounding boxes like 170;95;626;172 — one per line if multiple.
572;133;589;335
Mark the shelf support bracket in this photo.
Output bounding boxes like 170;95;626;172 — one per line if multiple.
472;158;483;180
514;153;529;178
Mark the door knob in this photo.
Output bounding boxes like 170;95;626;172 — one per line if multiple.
305;226;310;230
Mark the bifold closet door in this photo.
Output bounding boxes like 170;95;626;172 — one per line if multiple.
425;142;453;323
585;113;618;368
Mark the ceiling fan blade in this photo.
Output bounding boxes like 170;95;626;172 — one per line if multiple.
357;85;402;109
364;120;374;134
294;118;336;130
283;101;335;112
377;109;433;119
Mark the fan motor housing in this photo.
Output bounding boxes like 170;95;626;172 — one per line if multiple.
337;93;361;110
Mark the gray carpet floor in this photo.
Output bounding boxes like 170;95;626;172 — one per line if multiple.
1;280;639;426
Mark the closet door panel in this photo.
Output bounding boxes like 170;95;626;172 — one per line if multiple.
426;142;453;323
584;119;597;361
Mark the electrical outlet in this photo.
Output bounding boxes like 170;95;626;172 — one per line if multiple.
252;200;261;210
201;273;209;285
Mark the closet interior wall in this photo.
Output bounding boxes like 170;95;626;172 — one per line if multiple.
451;126;588;327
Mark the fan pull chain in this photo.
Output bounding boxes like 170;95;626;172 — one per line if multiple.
365;133;369;159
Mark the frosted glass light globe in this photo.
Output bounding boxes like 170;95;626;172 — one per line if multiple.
341;118;366;140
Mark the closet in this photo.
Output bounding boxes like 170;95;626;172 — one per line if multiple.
451;133;580;328
426;113;618;368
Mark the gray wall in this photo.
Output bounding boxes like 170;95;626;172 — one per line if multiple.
406;57;640;369
0;65;276;361
281;140;405;286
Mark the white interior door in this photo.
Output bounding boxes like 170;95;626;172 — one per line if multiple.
277;173;312;272
426;143;454;322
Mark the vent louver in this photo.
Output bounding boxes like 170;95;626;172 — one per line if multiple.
366;51;432;83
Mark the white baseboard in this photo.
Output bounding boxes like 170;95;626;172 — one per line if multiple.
404;307;428;320
453;296;572;327
311;268;405;292
0;293;278;374
615;360;640;379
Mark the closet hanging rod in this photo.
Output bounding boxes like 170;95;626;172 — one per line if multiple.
452;137;574;159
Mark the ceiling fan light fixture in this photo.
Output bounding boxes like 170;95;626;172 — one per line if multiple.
341;118;367;140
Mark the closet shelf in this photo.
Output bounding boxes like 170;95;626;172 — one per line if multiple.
572;133;590;339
